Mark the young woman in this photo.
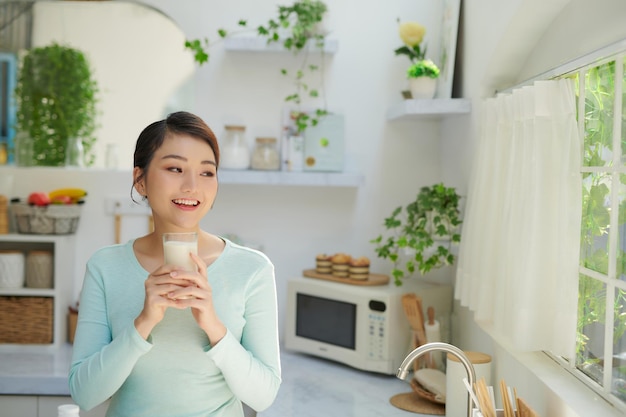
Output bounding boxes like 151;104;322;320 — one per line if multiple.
69;111;281;417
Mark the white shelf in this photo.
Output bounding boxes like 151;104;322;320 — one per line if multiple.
0;288;55;297
223;35;338;54
386;98;471;121
218;170;363;187
0;234;75;347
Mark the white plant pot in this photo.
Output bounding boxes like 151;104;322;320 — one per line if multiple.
409;77;437;99
426;211;457;241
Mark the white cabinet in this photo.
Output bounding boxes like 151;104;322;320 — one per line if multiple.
0;234;75;347
0;396;36;417
0;396;109;417
39;397;109;417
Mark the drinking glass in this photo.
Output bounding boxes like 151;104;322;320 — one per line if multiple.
163;232;198;299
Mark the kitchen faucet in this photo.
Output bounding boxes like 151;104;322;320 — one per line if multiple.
397;342;477;417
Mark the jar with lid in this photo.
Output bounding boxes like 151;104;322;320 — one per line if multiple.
220;125;250;170
251;137;280;171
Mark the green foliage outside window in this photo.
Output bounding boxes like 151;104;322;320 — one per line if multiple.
576;57;626;402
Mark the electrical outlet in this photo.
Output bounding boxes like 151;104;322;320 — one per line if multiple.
104;196;151;216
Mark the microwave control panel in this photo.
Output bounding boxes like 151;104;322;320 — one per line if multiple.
367;300;388;360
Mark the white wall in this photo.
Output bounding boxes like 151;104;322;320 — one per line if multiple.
5;0;626;415
4;0;455;335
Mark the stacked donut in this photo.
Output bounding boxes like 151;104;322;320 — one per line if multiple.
315;253;370;280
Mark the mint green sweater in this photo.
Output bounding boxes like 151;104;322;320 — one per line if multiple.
69;238;281;417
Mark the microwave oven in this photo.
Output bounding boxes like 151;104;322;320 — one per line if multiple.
284;276;453;375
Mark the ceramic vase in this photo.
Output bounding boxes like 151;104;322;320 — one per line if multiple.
409;77;437;99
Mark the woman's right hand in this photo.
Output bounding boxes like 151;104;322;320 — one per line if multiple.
133;265;187;339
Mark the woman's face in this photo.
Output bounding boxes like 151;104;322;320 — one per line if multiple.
134;133;218;232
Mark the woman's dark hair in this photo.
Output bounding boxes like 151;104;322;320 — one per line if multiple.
132;111;220;200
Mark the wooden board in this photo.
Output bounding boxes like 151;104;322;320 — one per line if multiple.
389;392;445;415
303;269;390;286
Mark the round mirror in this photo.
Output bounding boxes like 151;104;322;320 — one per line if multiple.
1;1;195;168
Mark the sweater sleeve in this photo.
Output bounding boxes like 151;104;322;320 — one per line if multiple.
69;259;152;411
207;261;282;411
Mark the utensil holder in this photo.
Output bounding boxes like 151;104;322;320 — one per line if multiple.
472;410;511;417
447;351;492;417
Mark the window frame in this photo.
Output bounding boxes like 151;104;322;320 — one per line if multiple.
544;48;626;413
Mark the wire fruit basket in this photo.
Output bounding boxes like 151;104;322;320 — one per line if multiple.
11;203;82;234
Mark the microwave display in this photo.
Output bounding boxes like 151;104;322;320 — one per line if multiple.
295;293;356;349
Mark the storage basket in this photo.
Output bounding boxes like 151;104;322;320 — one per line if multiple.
0;296;53;344
12;203;82;234
0;250;25;288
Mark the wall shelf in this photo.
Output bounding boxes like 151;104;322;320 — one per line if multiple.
223;36;339;54
386;98;471;121
218;170;363;187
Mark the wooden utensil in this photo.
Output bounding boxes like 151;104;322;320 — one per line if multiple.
500;379;514;417
474;378;496;417
114;202;121;244
413;296;435;368
517;397;539;417
401;293;427;370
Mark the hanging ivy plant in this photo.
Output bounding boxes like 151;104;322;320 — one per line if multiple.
184;0;329;133
14;42;99;166
371;183;462;286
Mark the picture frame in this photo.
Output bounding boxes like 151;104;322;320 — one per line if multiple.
435;0;461;99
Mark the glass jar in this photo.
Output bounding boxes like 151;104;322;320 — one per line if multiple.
220;125;250;170
14;132;34;167
251;137;280;171
65;137;85;167
105;143;119;169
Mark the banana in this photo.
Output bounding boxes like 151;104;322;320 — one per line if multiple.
48;187;88;202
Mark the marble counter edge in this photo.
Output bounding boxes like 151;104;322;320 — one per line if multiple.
0;375;70;396
0;343;72;396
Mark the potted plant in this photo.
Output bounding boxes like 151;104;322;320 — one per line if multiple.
394;20;440;99
371;183;462;286
14;42;99;167
185;0;329;133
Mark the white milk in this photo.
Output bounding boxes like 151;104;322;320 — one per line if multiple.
163;240;197;272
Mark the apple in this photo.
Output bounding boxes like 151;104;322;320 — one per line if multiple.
27;192;51;206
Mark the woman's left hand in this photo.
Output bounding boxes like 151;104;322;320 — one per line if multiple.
167;252;227;346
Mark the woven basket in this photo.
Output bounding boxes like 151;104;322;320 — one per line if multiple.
12;203;82;234
0;296;53;344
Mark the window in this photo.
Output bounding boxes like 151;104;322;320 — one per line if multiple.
562;52;626;409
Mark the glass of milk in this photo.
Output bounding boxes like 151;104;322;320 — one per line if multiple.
163;232;198;299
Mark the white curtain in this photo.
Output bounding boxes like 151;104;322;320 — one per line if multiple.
455;79;581;357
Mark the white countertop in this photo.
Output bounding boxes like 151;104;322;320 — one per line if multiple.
260;348;431;417
0;344;431;417
0;343;72;396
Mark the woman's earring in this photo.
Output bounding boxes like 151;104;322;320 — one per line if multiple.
142;194;148;202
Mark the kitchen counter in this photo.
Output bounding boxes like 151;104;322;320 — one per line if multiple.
0;344;72;396
260;348;432;417
0;344;430;417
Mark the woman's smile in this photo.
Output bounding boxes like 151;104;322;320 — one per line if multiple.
173;198;200;208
